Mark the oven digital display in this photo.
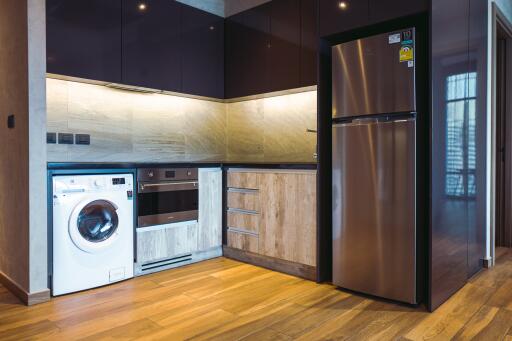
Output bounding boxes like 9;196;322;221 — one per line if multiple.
165;171;176;178
112;178;125;185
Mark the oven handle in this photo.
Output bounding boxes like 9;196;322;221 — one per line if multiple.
138;181;198;193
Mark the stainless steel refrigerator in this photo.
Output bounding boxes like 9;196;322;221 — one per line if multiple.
332;28;418;304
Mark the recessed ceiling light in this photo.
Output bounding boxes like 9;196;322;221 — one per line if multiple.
138;3;147;11
338;1;348;10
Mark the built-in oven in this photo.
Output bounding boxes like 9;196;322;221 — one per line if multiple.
137;168;198;228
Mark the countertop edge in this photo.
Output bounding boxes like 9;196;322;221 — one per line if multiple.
47;162;318;171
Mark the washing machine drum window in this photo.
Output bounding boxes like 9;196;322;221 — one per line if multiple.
77;200;119;243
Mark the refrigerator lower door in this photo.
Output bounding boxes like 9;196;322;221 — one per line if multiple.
332;118;417;304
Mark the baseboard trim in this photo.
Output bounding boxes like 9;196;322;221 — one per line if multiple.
223;246;317;281
0;271;50;306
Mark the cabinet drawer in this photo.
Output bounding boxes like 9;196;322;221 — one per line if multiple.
227;230;258;253
227;190;260;212
136;221;198;264
227;210;260;234
227;171;259;189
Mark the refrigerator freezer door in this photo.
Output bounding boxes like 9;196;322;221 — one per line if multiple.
332;118;416;304
332;29;416;119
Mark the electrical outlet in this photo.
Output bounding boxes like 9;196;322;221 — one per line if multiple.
47;132;57;144
75;134;91;145
58;133;74;144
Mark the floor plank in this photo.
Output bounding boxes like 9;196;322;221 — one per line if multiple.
0;252;511;340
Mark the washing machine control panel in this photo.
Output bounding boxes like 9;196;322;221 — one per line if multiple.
53;174;133;195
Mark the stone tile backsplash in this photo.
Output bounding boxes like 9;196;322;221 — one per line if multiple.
46;78;317;163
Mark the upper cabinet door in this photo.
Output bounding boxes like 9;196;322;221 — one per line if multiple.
368;0;428;24
46;0;122;83
181;5;224;98
300;0;318;87
225;6;270;99
319;0;369;37
266;0;301;93
122;0;181;92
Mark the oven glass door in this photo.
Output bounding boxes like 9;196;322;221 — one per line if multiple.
137;182;198;227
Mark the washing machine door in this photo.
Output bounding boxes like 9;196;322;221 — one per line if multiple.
69;198;120;253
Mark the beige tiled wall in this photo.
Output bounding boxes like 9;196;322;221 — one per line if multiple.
46;78;317;163
226;91;317;162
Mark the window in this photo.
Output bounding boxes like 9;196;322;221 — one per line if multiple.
445;72;477;198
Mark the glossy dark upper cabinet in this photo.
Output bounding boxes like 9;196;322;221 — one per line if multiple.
301;0;318;87
181;5;224;98
368;0;428;24
225;5;270;98
267;0;301;93
46;0;122;83
122;0;181;92
319;0;369;37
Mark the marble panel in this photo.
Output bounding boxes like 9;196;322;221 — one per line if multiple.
226;98;265;161
47;79;317;163
183;97;227;160
262;91;317;162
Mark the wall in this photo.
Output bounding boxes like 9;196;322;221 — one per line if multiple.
0;0;47;301
226;91;317;162
47;78;226;163
28;0;48;294
430;0;488;310
46;78;317;163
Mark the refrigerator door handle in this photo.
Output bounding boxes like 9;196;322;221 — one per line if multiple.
333;117;416;128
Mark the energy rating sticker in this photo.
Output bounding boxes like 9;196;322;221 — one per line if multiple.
400;46;414;62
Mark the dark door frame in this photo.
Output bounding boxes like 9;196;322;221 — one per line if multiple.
491;4;512;263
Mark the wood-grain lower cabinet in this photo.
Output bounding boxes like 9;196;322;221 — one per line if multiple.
258;172;317;266
198;168;223;250
135;168;222;276
227;230;259;253
225;169;317;278
136;221;199;264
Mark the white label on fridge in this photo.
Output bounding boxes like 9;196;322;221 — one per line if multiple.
388;33;401;44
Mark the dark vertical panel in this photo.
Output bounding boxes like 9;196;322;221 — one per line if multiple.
368;0;428;24
467;0;488;277
318;0;369;38
122;0;182;92
267;0;301;92
317;38;333;282
300;0;318;86
225;6;270;98
430;0;470;311
181;5;224;98
46;0;122;83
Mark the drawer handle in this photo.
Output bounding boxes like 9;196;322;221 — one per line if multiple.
228;208;259;215
227;188;259;194
228;228;258;237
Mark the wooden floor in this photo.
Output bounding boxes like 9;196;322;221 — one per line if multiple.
1;249;512;340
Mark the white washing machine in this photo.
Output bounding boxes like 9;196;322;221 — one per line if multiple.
52;173;134;296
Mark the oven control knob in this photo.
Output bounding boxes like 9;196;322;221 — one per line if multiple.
94;180;101;187
187;171;191;176
148;171;154;178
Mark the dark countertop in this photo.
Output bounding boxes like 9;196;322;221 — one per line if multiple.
47;161;318;171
